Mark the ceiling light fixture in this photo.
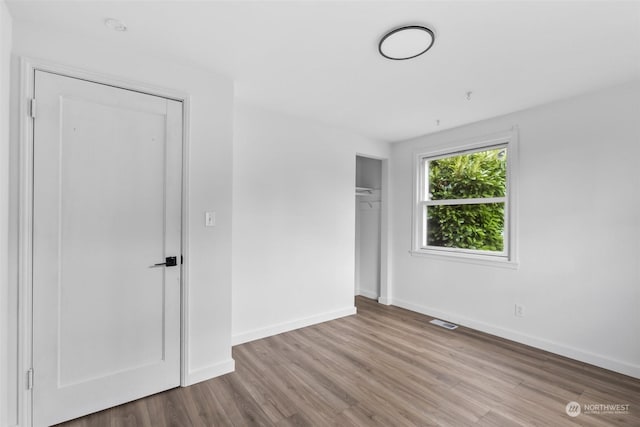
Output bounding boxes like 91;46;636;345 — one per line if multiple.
104;18;127;32
379;25;435;60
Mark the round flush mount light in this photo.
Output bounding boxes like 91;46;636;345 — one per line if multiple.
379;25;434;60
104;18;127;32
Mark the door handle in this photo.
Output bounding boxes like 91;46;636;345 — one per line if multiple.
151;256;178;267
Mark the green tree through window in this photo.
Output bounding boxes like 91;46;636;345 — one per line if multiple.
425;147;507;252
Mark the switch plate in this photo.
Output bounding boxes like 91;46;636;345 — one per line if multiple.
205;211;216;227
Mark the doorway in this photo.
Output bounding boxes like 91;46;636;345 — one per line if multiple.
30;70;183;426
355;156;382;300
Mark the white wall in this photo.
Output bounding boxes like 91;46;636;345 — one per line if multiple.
1;3;13;426
389;80;640;378
356;156;382;190
356;203;381;299
6;21;234;425
232;103;388;344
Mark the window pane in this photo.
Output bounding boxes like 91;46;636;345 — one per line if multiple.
426;203;505;251
426;148;507;200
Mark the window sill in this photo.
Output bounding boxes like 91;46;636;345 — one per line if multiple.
409;249;519;269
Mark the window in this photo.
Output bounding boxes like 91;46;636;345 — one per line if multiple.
413;131;517;265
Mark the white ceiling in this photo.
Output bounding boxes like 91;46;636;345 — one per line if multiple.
7;1;640;142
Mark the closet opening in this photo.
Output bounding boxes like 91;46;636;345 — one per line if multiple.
355;155;383;300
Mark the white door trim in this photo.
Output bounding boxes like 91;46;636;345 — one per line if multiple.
353;153;391;305
17;57;192;427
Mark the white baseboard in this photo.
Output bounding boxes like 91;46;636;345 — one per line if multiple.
185;358;235;386
392;298;640;379
232;306;357;346
355;288;379;300
377;296;391;305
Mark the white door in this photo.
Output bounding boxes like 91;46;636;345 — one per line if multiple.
32;71;182;426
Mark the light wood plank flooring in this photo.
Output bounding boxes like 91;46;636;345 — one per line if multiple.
57;296;640;426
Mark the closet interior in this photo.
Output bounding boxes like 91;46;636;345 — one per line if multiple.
355;156;382;299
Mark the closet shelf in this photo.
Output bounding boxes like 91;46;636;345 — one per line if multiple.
355;187;375;196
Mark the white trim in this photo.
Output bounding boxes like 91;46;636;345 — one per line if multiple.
391;297;640;379
423;196;506;206
179;97;191;388
412;129;514;159
17;57;35;427
354;153;391;308
232;306;357;346
408;249;519;269
185;359;235;387
355;289;379;300
377;296;392;305
411;128;519;265
17;57;192;426
21;57;186;102
379;159;391;305
354;192;361;297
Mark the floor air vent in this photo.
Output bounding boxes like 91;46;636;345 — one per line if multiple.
429;319;458;330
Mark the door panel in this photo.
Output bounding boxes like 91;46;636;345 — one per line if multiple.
32;71;182;426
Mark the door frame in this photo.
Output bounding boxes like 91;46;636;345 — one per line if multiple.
17;57;192;427
354;153;391;305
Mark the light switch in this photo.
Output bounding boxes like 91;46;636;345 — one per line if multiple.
205;211;216;227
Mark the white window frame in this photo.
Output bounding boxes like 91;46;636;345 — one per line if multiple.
411;129;518;267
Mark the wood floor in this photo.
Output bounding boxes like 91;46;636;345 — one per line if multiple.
57;297;640;427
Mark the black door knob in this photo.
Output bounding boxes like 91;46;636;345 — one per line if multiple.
153;256;177;267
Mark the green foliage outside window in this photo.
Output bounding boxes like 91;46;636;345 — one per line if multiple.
426;148;507;252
